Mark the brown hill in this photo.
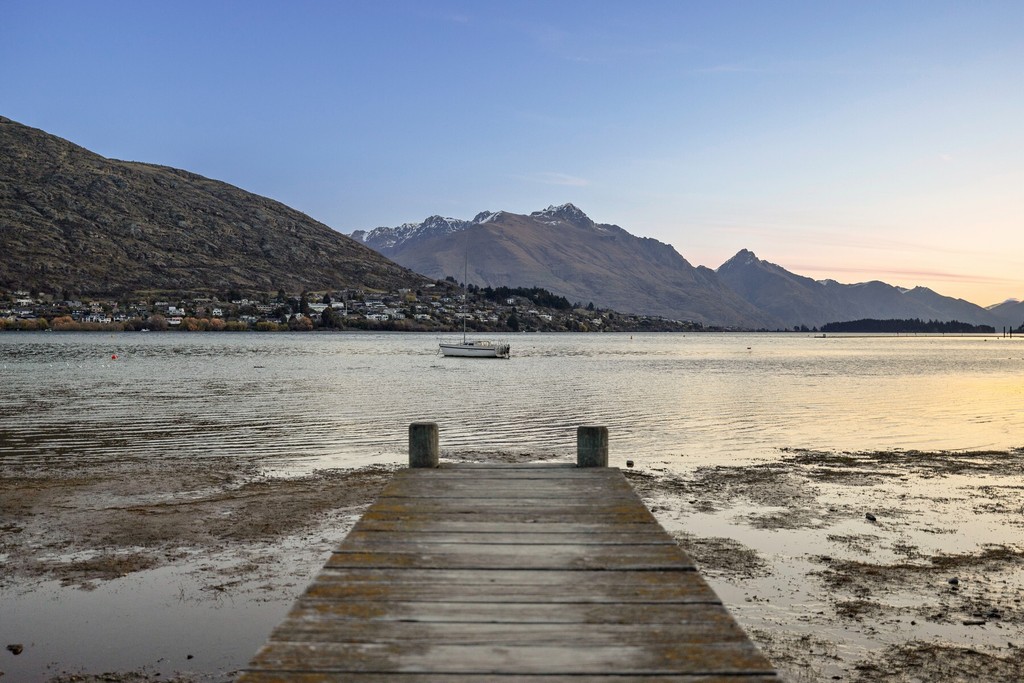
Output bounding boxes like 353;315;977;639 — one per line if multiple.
357;204;776;328
0;116;425;298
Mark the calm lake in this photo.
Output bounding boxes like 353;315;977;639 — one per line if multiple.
3;330;1024;680
2;331;1022;471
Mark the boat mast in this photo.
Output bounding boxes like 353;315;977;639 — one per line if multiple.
462;229;469;344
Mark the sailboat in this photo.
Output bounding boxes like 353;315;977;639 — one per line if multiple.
439;336;511;358
438;231;511;359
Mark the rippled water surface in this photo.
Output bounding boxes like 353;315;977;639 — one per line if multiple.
3;331;1022;471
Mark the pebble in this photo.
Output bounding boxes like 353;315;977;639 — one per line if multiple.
948;577;960;586
963;619;987;626
865;512;877;522
625;460;634;468
5;645;22;656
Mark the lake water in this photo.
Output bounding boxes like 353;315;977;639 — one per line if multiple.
2;331;1022;472
2;330;1023;680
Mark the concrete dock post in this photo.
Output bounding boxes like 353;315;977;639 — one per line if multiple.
577;425;608;468
409;422;439;468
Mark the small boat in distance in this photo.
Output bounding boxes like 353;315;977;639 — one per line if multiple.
438;229;511;359
439;338;511;359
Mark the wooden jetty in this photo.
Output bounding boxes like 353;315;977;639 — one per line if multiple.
239;424;777;681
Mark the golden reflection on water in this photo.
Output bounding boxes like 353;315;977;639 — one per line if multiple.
1;332;1022;472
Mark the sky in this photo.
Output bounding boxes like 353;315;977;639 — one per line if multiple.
3;1;1022;306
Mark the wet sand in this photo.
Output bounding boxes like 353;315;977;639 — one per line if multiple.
1;448;1022;681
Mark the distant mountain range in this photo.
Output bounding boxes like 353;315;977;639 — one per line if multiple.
0;116;427;298
715;249;1011;329
3;115;1019;329
355;206;1022;330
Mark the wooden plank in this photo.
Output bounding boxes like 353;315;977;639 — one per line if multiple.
352;519;662;534
360;509;658;524
240;673;779;682
369;496;647;509
343;530;675;545
248;641;775;675
277;600;721;624
268;618;747;646
362;499;659;520
378;486;640;499
276;602;733;630
434;462;579;470
313;567;706;587
327;544;694;571
380;473;637;495
305;571;718;603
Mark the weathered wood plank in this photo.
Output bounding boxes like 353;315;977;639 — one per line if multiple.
379;474;637;498
248;641;775;675
305;572;718;603
434;462;579;470
272;609;741;643
352;519;662;534
378;486;640;499
362;500;660;523
277;600;730;624
266;621;745;647
240;673;779;682
313;567;706;587
327;544;694;571
344;530;675;545
359;508;658;524
369;496;648;509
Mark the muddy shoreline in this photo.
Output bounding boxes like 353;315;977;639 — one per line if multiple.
2;448;1022;681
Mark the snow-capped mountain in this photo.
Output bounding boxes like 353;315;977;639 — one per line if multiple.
351;204;595;253
351;214;474;251
351;204;775;328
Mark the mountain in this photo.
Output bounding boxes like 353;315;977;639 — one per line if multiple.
0;116;427;298
717;249;1001;328
987;299;1024;330
354;204;776;328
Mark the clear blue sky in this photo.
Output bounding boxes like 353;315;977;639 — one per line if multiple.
3;1;1022;305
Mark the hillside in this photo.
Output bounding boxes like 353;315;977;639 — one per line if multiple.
354;204;776;328
0;116;426;298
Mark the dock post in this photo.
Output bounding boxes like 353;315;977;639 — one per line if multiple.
409;422;439;468
577;425;608;467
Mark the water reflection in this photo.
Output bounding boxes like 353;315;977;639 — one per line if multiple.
1;332;1022;472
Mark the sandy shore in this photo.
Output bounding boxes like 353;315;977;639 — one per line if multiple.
1;448;1022;681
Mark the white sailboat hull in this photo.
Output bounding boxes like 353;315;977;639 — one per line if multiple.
439;340;511;359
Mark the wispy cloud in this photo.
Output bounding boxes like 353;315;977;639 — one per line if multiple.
789;263;1015;286
689;64;764;75
526;172;590;187
514;19;690;65
699;218;974;257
